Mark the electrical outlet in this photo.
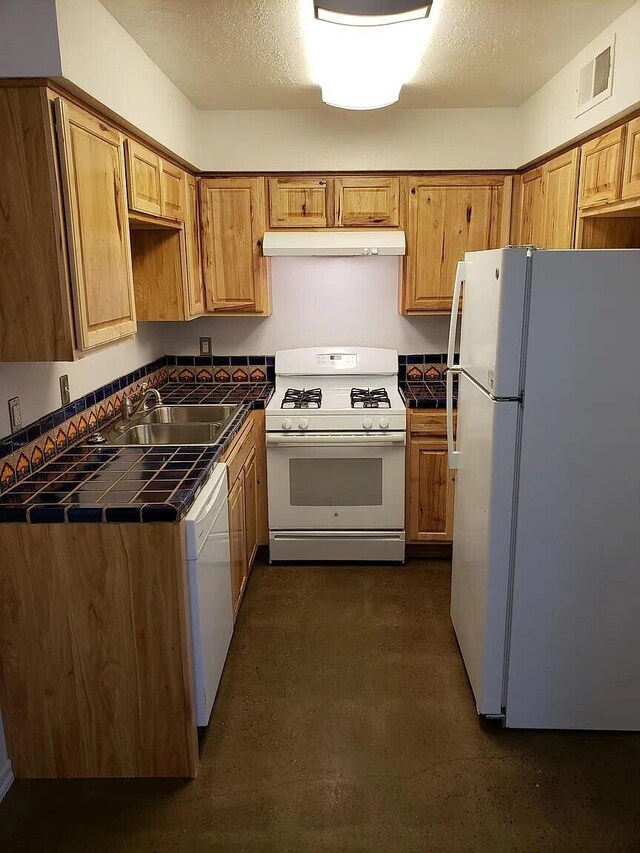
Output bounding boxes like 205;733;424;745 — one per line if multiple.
59;374;70;406
8;397;22;432
199;336;212;357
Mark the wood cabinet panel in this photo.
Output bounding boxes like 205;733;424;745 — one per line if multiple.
160;160;186;220
0;523;198;778
516;167;544;246
185;174;205;316
543;148;580;248
622;116;640;201
243;446;259;571
125;139;162;216
200;177;270;314
268;177;330;227
130;228;187;321
407;442;455;542
403;181;496;313
579;126;625;209
228;474;247;619
55;99;136;351
0;86;75;361
253;410;269;546
334;176;400;226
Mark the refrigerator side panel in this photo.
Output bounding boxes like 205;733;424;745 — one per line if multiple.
506;249;640;730
450;373;520;715
459;248;528;397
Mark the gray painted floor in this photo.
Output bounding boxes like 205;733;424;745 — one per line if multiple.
1;559;640;852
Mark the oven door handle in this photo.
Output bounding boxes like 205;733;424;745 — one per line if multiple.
266;432;406;447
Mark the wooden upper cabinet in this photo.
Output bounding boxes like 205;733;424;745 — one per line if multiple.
334;176;400;227
184;174;205;316
161;160;187;220
125;139;162;216
516;167;544;246
268;177;330;227
55;99;136;350
579;126;625;209
402;178;504;314
542;149;579;248
622;116;640;201
199;177;271;315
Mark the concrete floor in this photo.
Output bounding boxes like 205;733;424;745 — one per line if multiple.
2;559;640;852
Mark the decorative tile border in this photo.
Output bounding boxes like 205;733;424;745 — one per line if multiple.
165;355;275;385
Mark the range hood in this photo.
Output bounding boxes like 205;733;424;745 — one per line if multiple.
262;230;406;257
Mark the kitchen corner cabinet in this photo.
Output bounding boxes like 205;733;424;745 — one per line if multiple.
55;98;137;351
200;177;271;315
515;149;579;248
221;413;261;618
401;176;510;314
406;411;455;542
185;174;205;316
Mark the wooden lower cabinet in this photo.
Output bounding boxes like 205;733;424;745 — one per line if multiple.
222;413;262;618
0;523;198;779
406;411;455;543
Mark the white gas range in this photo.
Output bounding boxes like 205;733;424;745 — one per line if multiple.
266;347;406;563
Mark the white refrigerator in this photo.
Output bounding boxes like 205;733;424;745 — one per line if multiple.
446;247;640;730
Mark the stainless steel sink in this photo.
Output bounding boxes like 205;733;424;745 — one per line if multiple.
111;422;224;446
99;404;241;446
138;405;239;425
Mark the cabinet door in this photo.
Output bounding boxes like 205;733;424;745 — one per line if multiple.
516;167;544;246
579;126;625;209
404;182;495;313
334;176;400;226
184;174;205;316
161;160;186;220
55;99;136;351
200;177;270;314
228;473;247;619
243;446;259;572
543;148;579;248
407;439;455;542
268;177;329;227
622;116;640;201
125;139;162;216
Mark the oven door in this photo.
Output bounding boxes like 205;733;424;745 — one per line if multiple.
266;432;405;531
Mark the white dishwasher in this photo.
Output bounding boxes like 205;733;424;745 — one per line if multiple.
185;463;233;726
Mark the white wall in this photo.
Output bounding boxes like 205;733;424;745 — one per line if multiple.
0;326;165;438
161;257;449;356
519;0;640;165
54;0;199;165
197;107;520;171
0;0;61;78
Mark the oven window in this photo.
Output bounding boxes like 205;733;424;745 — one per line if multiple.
289;458;383;506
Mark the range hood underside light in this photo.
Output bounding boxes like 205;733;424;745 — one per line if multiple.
262;230;406;257
314;1;433;27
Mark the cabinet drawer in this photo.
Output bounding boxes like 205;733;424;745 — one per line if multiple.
408;411;455;438
221;415;255;485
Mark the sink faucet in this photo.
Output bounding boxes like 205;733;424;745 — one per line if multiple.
123;383;162;421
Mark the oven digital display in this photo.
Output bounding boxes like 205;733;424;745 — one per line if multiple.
316;353;358;369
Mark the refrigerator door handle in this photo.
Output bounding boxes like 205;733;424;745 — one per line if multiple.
447;261;466;370
446;370;459;469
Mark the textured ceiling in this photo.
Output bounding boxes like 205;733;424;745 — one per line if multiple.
100;0;636;109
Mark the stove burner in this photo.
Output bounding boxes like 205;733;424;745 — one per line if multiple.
282;388;322;409
350;388;391;409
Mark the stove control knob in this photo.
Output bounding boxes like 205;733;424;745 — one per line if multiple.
363;417;373;430
379;416;390;430
299;417;310;430
282;418;293;430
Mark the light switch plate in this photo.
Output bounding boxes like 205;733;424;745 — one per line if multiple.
8;396;22;432
199;337;212;357
59;374;70;406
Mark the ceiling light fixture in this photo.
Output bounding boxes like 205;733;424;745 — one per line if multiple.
313;1;433;27
305;1;435;111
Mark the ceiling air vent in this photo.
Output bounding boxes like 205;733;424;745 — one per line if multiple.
576;36;615;117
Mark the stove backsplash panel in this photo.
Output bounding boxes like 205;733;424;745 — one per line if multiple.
399;353;449;383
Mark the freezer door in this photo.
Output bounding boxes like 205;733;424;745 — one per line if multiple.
458;248;529;398
450;372;520;715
